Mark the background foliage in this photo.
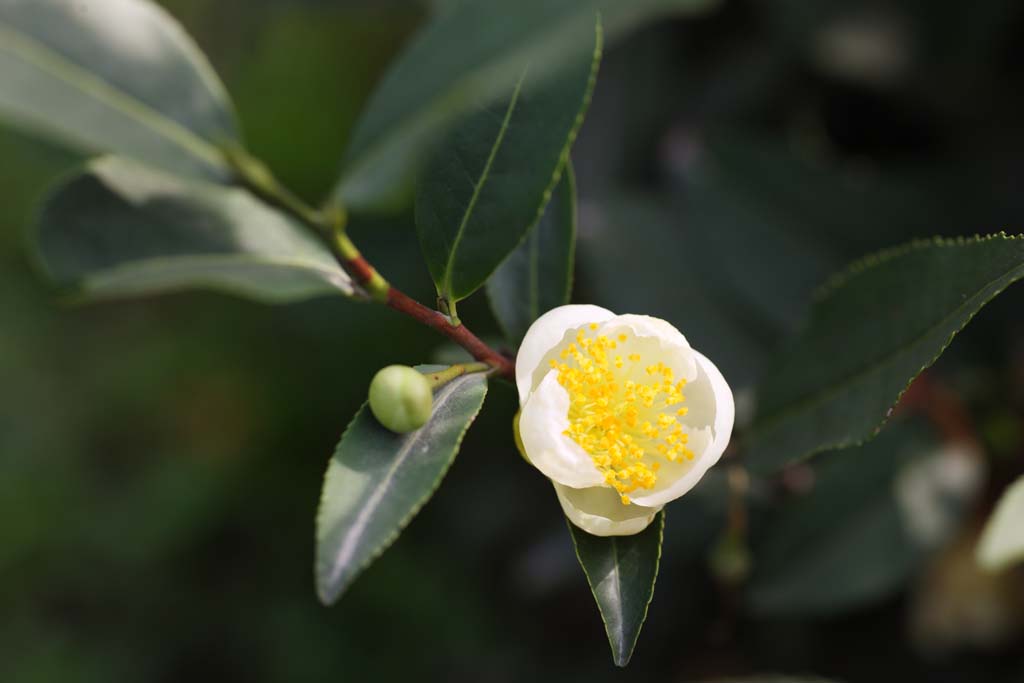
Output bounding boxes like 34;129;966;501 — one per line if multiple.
2;0;1024;681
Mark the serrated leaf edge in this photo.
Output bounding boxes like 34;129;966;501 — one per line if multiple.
439;72;526;302
450;15;602;303
814;231;1022;302
568;509;665;667
750;231;1024;472
315;372;488;604
485;161;578;346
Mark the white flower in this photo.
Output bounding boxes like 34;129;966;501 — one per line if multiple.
515;305;734;536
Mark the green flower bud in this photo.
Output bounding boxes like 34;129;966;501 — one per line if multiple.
369;365;433;433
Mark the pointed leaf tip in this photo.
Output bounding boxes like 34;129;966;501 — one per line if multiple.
568;510;665;667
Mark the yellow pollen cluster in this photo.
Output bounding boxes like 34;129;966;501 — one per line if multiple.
549;325;693;505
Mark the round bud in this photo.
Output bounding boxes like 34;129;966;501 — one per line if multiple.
369;365;434;433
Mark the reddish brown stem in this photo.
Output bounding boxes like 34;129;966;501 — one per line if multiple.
229;153;512;375
385;288;515;380
344;254;380;292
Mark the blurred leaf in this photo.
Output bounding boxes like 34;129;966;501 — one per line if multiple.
669;129;981;339
316;367;488;604
35;156;353;303
486;164;576;345
577;194;768;387
678;132;855;333
332;0;719;212
749;424;930;616
977;475;1024;572
568;511;664;667
415;25;598;311
679;131;968;258
0;0;238;180
226;4;419;201
745;233;1024;475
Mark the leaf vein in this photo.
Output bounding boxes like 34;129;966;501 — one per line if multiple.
0;22;225;170
440;70;527;299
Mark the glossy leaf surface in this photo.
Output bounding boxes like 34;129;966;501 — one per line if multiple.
568;511;665;667
486;165;576;345
334;0;718;211
0;0;238;179
316;368;488;604
746;234;1024;474
36;157;352;304
415;25;598;308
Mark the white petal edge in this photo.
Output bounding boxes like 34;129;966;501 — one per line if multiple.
628;349;735;508
515;304;614;406
555;482;662;537
519;371;605;488
598;314;698;381
977;474;1024;572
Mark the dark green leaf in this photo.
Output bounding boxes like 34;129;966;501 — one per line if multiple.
748;423;966;616
316;367;488;604
0;0;237;179
35;156;353;304
415;25;598;311
486;163;576;345
568;511;664;667
333;0;718;212
745;233;1024;475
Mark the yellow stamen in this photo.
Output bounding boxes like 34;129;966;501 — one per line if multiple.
554;325;691;504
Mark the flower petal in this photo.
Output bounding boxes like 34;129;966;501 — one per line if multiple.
627;349;734;507
515;304;614;405
597;314;698;382
519;371;605;488
555;482;662;536
694;349;735;463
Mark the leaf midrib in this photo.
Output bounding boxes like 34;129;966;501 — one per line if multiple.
440;72;526;300
608;537;623;649
527;228;541;324
753;252;1024;437
338;2;591;192
0;21;226;169
322;375;469;589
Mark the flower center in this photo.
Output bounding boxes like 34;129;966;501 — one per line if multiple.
549;323;693;505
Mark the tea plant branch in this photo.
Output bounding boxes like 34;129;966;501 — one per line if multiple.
384;287;513;376
424;362;491;388
226;148;515;379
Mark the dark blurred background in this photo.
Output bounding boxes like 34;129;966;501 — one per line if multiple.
2;1;1024;681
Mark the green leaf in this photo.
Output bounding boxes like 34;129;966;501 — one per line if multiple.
35;156;353;304
568;511;664;667
333;0;718;212
745;233;1024;475
316;367;488;604
748;423;965;616
0;0;237;180
977;475;1024;572
415;24;599;311
486;163;577;345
